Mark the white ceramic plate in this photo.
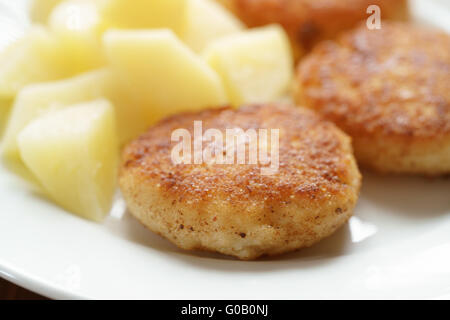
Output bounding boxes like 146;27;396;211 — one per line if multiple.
0;0;449;300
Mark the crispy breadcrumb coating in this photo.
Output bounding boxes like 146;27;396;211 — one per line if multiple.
120;104;361;259
295;23;450;175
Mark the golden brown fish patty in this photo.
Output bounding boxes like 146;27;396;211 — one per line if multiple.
295;23;450;175
119;104;361;260
218;0;409;58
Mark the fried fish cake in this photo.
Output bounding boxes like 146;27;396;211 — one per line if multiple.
218;0;409;59
119;104;361;260
295;23;450;175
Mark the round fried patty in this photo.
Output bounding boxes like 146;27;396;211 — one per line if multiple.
295;23;450;175
119;104;361;259
218;0;409;59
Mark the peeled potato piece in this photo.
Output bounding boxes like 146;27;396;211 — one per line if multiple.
182;0;244;53
203;25;293;107
101;0;187;35
0;22;107;100
2;69;112;163
48;0;106;73
18;99;118;221
103;29;227;124
0;27;64;99
0;98;12;137
30;0;63;23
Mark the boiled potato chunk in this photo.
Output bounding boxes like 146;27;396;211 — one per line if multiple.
101;0;187;34
182;0;244;53
18;99;118;221
104;29;227;123
30;0;63;23
0;23;104;99
49;0;106;73
203;25;293;107
2;69;112;163
0;99;12;137
0;27;64;99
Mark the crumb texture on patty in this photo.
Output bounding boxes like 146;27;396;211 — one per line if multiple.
219;0;408;56
296;23;450;175
120;104;361;259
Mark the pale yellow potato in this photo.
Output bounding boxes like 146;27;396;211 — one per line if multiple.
0;23;107;100
0;98;12;137
18;99;118;221
30;0;63;23
101;0;188;35
0;27;64;99
203;25;293;107
2;69;112;163
103;29;227;124
182;0;244;53
1;66;178;167
49;0;106;73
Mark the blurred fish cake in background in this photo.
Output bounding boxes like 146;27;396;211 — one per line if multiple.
295;22;450;175
217;0;409;59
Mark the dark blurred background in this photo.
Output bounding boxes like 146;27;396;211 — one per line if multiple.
0;278;46;300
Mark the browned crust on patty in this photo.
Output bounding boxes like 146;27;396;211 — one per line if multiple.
296;23;450;140
295;22;450;174
121;104;359;205
119;104;361;259
219;0;409;56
